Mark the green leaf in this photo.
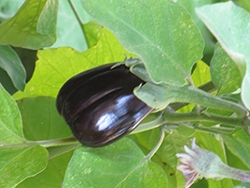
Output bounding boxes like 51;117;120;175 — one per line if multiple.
194;132;226;162
135;130;190;188
0;45;26;91
37;0;59;35
207;179;234;188
176;0;216;59
222;129;250;169
17;150;73;188
0;145;48;187
83;20;102;48
0;84;25;144
116;160;167;188
0;0;58;49
17;97;72;141
13;28;136;100
191;60;211;87
0;68;18;95
81;0;204;85
210;43;242;95
63;138;167;188
0;0;25;21
195;1;250;109
156;131;189;188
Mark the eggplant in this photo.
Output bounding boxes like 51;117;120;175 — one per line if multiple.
56;63;152;147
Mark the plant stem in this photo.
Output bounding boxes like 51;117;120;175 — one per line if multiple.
132;112;164;134
0;137;79;148
177;85;248;118
163;111;250;127
68;0;89;48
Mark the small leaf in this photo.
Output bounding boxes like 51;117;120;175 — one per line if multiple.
222;129;250;169
0;0;57;49
50;0;88;52
211;43;242;95
81;0;204;85
0;84;25;144
83;20;102;48
17;97;72;141
13;28;135;100
0;145;48;187
195;1;250;109
156;131;189;188
191;60;211;87
63;138;166;187
0;45;26;91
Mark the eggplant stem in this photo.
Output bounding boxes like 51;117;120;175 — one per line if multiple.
144;126;165;160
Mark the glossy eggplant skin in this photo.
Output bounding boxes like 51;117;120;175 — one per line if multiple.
56;63;152;147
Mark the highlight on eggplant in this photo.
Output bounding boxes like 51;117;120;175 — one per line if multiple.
56;62;152;147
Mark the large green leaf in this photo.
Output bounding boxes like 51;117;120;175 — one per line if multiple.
196;1;250;110
0;0;58;49
0;45;26;91
17;97;72;141
13;28;135;100
63;138;167;188
0;84;25;144
81;0;204;85
210;43;242;95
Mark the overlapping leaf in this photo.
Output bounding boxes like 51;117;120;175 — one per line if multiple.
0;45;26;91
17;151;73;188
0;0;58;49
0;146;48;187
17;97;72;141
222;129;250;169
0;0;25;21
191;60;211;87
211;43;242;95
13;28;135;100
0;84;25;144
196;1;250;110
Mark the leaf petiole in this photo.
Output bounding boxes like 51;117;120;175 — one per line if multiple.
0;136;79;148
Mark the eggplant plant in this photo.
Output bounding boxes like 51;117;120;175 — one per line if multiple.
0;0;250;188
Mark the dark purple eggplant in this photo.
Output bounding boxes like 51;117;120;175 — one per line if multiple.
56;63;152;147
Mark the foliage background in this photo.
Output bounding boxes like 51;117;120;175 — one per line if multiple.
0;0;250;187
